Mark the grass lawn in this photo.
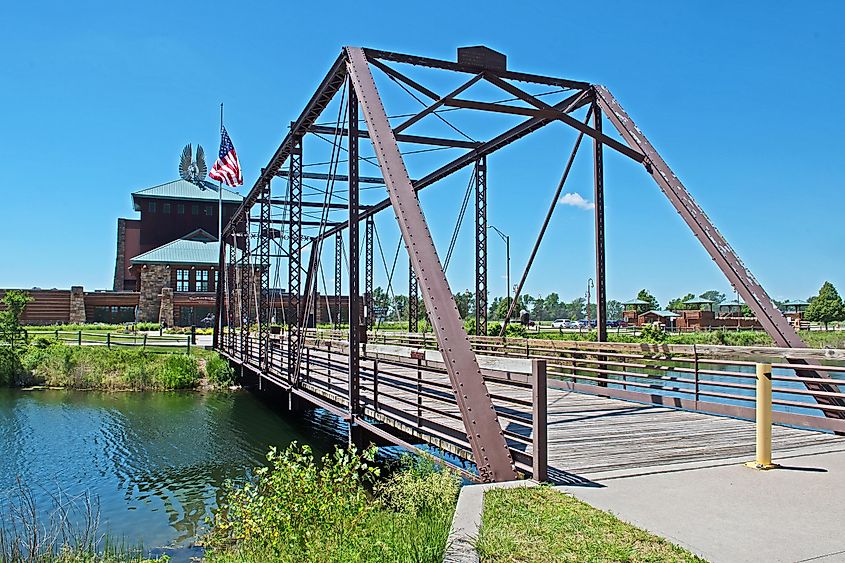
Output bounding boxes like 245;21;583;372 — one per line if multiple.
476;487;705;563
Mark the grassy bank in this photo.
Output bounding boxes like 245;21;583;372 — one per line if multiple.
204;444;459;563
0;343;234;390
526;328;845;348
477;486;703;562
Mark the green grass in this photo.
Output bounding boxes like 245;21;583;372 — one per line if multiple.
526;328;845;348
476;487;704;563
1;343;232;390
204;445;459;563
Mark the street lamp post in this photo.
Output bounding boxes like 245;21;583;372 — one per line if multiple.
489;225;510;321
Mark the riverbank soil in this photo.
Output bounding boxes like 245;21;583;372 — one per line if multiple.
476;486;702;562
556;449;845;562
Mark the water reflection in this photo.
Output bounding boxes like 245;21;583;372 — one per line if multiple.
0;389;347;550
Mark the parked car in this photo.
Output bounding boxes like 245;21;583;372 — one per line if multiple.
198;314;215;328
565;320;580;329
551;319;569;328
607;320;621;328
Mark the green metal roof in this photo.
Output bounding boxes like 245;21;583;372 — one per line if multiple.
683;297;715;304
131;229;225;266
623;298;650;305
783;299;810;307
132;179;243;210
641;309;681;318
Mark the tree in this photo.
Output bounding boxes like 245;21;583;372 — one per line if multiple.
699;290;726;305
607;299;623;321
636;289;659;311
805;281;845;330
667;293;695;311
454;290;472;319
566;297;586;320
0;290;31;349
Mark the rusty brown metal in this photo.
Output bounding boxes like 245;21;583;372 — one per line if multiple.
345;46;516;482
593;104;607;342
593;85;845;416
313;89;592;244
532;359;548;482
499;108;593;334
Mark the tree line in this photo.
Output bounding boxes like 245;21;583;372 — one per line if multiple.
369;281;845;326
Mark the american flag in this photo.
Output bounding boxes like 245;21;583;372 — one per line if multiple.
209;126;243;187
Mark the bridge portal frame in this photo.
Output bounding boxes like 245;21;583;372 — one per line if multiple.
214;46;844;484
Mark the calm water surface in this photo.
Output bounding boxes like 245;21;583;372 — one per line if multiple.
0;388;347;555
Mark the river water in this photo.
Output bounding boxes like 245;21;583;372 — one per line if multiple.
0;388;347;557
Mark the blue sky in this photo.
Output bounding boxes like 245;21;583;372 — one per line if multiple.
1;1;843;307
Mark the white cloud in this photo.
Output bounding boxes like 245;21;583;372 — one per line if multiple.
558;192;595;210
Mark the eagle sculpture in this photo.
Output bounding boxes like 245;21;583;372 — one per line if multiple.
179;144;208;185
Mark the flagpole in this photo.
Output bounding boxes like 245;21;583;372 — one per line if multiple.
218;103;224;244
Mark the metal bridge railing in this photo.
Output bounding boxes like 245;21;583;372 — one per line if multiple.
219;329;548;481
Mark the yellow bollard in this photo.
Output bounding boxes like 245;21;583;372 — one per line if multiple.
746;362;779;470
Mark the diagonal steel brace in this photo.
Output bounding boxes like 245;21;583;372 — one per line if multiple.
345;46;517;482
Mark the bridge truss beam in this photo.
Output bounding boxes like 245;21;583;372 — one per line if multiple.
214;46;845;479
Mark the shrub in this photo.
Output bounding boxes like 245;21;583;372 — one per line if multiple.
206;355;235;386
0;348;23;386
639;324;668;343
504;324;528;338
207;443;379;557
376;457;460;516
155;354;199;389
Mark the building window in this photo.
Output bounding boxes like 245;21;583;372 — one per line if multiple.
92;306;135;323
196;270;209;292
176;269;190;292
204;205;213;216
177;204;185;215
163;202;171;214
191;204;199;215
148;201;156;213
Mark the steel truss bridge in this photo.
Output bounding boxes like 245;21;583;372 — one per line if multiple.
214;46;845;482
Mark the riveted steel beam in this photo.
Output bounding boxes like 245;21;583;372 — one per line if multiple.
593;85;845;416
593;104;607;342
312;89;591;244
475;157;488;336
345;46;516;482
408;258;418;333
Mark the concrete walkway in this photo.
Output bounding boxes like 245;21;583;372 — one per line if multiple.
557;446;845;562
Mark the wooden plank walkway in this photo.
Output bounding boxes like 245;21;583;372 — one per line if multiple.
227;341;845;483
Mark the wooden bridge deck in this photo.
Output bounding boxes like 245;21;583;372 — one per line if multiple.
543;391;845;480
222;338;845;483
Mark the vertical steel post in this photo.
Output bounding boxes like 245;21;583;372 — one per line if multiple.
259;180;271;370
365;215;374;327
475;157;488;336
408;259;418;333
347;78;362;427
228;231;237;353
287;138;303;379
593;104;607;342
532;358;548;482
346;47;515;481
239;217;250;361
335;233;343;330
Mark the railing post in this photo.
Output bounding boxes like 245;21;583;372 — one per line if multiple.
143;333;147;350
78;331;82;346
191;325;196;345
416;357;423;423
693;344;700;402
187;335;191;354
373;358;379;411
532;358;548;482
106;333;110;349
746;362;778;470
